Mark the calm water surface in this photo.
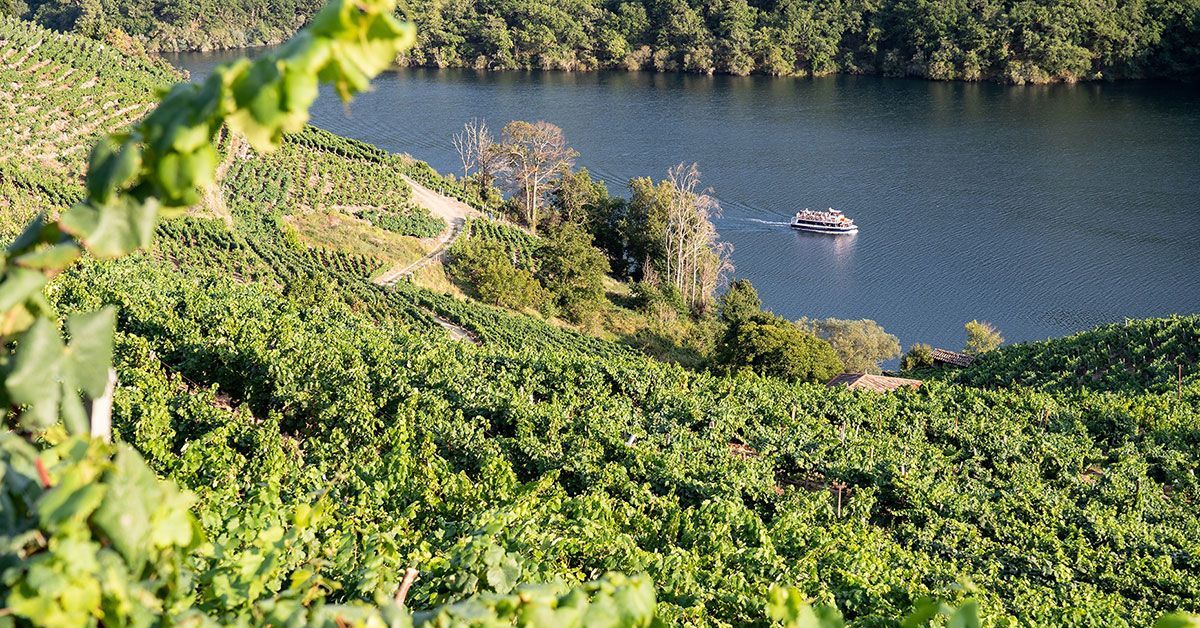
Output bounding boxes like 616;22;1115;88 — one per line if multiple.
169;50;1200;351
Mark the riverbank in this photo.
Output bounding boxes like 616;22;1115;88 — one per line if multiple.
168;50;1200;353
18;0;1200;85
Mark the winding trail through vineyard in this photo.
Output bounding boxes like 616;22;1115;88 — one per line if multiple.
374;175;480;343
373;175;478;287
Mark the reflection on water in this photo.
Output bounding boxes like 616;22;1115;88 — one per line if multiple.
166;49;1200;350
791;230;857;271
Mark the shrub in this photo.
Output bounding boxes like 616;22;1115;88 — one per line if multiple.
449;237;551;314
901;342;935;371
719;278;762;324
536;223;610;323
715;314;844;382
965;320;1004;355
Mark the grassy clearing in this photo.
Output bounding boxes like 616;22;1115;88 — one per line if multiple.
285;210;430;267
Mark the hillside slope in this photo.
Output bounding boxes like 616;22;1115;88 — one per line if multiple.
3;20;1200;626
955;316;1200;394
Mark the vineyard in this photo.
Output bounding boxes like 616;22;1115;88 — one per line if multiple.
48;249;1200;625
0;17;174;174
954;316;1200;394
2;15;1200;627
222;128;446;239
460;217;541;271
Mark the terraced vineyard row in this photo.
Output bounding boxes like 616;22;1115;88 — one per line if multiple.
0;18;173;173
957;316;1200;394
401;282;638;358
304;246;386;278
222;128;446;237
462;217;540;270
0;161;83;210
291;125;496;213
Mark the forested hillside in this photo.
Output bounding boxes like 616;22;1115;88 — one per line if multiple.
7;0;1200;81
2;15;1200;627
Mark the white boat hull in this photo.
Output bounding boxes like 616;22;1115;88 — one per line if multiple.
790;221;858;234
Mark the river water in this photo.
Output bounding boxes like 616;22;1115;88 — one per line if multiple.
168;50;1200;352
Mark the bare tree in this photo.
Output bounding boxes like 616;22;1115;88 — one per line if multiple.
452;119;506;191
662;163;732;312
452;120;480;178
500;120;577;230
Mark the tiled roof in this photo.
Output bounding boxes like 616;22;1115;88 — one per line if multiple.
931;348;975;367
827;373;923;392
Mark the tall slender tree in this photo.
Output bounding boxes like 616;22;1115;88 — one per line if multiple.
662;163;732;312
452;118;506;191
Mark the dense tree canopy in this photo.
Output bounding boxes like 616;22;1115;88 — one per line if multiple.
17;0;1200;81
716;313;845;382
536;222;611;322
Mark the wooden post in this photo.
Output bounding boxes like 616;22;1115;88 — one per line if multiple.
395;568;419;606
88;369;117;443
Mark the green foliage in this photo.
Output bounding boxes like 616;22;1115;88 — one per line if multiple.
26;0;1200;82
0;0;416;434
361;206;445;238
801;318;901;375
964;320;1004;356
901;342;935;371
767;586;844;627
449;236;552;314
462;218;540;271
718;278;761;324
956;316;1200;394
621;176;670;279
412;573;660;626
716;314;845;382
5;13;1200;628
536;222;610;323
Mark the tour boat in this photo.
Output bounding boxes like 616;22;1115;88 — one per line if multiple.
790;208;859;234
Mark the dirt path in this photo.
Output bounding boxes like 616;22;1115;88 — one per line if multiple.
373;176;481;344
433;315;478;343
373;176;479;287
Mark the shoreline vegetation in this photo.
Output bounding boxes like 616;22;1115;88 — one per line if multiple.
8;0;1200;84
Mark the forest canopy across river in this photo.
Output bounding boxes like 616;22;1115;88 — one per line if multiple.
8;0;1200;82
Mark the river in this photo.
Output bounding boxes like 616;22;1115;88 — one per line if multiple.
167;49;1200;352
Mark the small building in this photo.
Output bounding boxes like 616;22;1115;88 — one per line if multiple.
930;348;974;368
826;373;923;392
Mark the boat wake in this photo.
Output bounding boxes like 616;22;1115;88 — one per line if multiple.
744;218;792;227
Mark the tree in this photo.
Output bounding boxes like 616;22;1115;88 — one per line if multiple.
500;120;577;231
715;314;844;382
965;319;1003;355
550;168;630;270
550;167;606;227
449;237;551;314
536;222;610;322
452;118;506;192
623;176;671;278
901;343;934;371
712;0;756;75
718;278;761;324
660;163;732;313
801;317;901;374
